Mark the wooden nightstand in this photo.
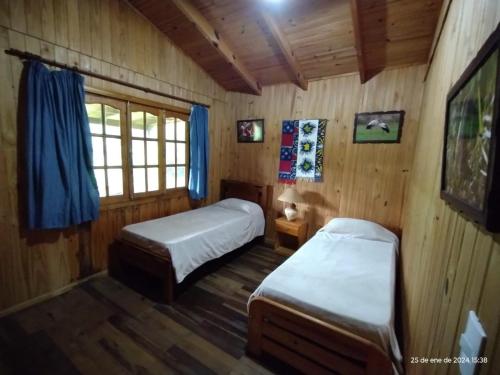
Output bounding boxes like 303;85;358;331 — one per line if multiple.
275;216;308;256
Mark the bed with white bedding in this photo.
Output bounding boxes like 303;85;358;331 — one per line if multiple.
247;218;402;375
109;179;272;303
120;198;265;283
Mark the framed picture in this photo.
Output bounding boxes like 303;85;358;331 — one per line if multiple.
237;119;264;143
441;24;500;232
353;111;405;143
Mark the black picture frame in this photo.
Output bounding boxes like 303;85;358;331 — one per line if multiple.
353;110;405;144
440;24;500;233
236;119;265;143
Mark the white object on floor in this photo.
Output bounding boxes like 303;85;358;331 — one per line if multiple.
120;198;265;283
459;311;487;375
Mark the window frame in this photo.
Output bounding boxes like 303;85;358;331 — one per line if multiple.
128;103;164;198
164;110;190;191
85;91;190;205
86;94;129;205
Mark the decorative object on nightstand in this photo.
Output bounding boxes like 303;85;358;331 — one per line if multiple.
277;187;303;221
275;216;308;256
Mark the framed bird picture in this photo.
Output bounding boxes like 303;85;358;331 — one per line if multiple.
441;24;500;232
353;111;405;143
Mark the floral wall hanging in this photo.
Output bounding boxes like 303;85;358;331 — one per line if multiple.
278;119;327;183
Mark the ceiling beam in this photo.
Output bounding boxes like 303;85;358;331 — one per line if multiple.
350;0;367;84
170;0;261;95
258;10;308;90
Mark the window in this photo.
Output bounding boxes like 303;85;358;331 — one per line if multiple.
85;96;127;201
165;116;188;189
85;93;189;203
130;106;160;194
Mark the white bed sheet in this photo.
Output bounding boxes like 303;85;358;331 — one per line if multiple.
249;231;402;373
119;201;264;283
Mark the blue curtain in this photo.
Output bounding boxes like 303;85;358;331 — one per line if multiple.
188;105;209;200
26;61;99;229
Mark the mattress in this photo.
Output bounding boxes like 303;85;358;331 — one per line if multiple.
119;199;265;283
249;230;402;373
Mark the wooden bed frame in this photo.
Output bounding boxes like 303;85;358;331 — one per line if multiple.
247;297;393;375
108;179;272;304
247;226;402;375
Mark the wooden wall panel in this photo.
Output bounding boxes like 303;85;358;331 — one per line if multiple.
1;4;498;375
401;0;500;373
224;65;426;239
0;0;230;312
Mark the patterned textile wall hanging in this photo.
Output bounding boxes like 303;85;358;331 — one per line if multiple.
278;119;327;184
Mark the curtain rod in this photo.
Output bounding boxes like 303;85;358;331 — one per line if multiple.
4;48;210;109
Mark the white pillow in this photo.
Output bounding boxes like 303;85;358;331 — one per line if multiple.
214;198;263;216
321;218;398;244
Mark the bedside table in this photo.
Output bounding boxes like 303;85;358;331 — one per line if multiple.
275;216;308;256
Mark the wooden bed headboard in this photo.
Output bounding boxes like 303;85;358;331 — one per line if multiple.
220;180;273;218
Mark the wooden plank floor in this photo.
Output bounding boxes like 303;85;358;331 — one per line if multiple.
0;246;292;375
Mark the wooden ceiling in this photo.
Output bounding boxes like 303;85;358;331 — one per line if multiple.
129;0;443;95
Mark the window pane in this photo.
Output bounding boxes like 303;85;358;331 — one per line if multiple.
86;103;103;134
106;138;122;166
132;140;145;166
145;113;158;139
92;136;104;167
177;166;186;188
131;111;144;138
176;143;186;165
105;105;121;136
166;167;176;189
165;142;175;164
176;119;186;141
133;168;146;193
107;169;123;196
147;167;159;191
146;141;158;165
165;117;175;140
94;169;106;197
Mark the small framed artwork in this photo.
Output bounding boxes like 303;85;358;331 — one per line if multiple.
441;24;500;232
237;119;264;143
353;111;405;143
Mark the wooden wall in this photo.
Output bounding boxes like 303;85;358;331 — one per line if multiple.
224;65;426;238
401;0;500;374
0;0;230;312
1;2;499;373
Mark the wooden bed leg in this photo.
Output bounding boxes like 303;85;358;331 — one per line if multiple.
163;266;175;304
366;351;393;375
108;242;124;280
247;300;264;357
